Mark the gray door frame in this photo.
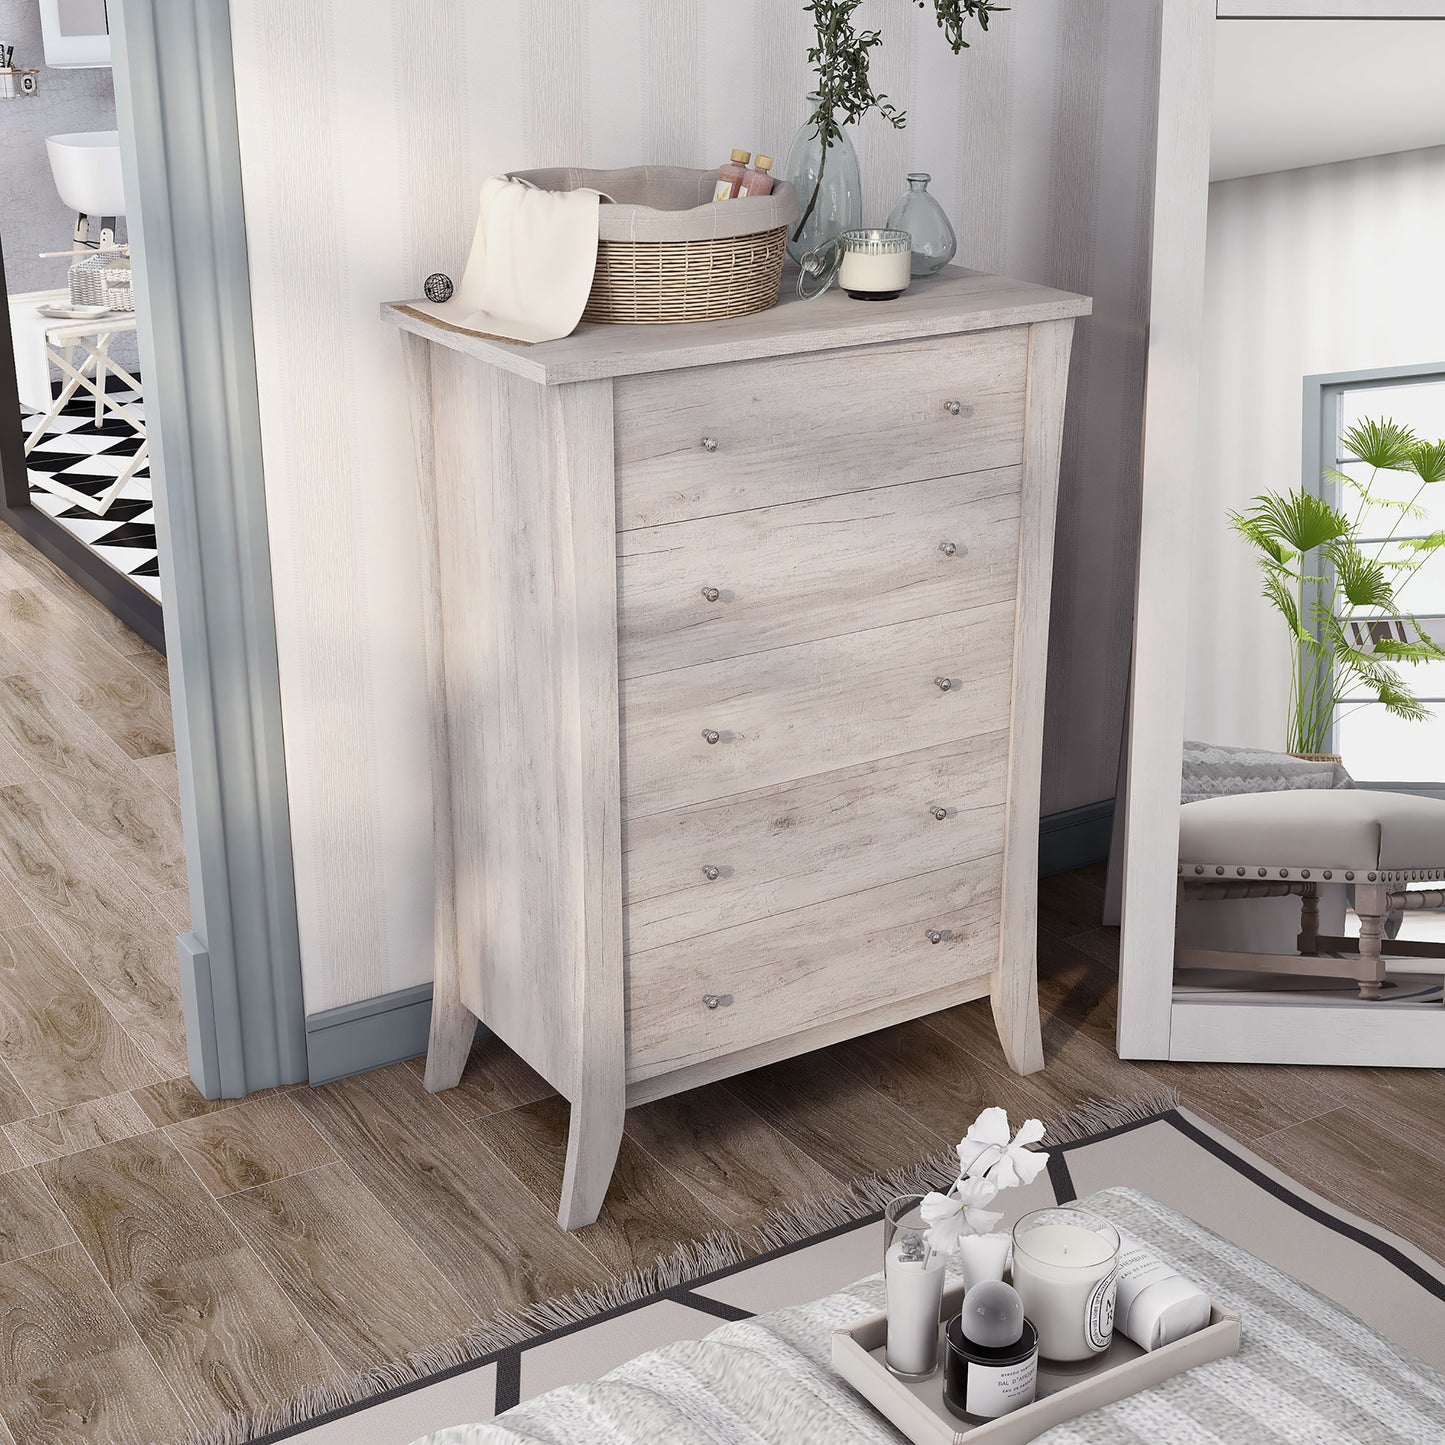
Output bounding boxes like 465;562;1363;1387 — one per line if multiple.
111;0;307;1095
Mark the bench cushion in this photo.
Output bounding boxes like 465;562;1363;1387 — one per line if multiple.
1178;789;1445;873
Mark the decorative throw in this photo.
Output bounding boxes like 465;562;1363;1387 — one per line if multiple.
410;176;600;345
1182;738;1355;806
412;1188;1445;1444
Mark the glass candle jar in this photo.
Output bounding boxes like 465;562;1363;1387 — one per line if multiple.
1010;1208;1120;1362
838;228;912;299
797;229;912;302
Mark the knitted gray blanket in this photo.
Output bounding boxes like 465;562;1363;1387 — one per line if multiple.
415;1188;1445;1444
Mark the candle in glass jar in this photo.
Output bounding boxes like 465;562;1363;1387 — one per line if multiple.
838;229;911;299
1010;1210;1120;1362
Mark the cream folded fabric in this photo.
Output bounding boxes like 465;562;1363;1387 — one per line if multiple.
411;174;601;345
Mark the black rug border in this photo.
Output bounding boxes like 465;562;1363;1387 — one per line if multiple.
1161;1108;1445;1303
253;1107;1445;1442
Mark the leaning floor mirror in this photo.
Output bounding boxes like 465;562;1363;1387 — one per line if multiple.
1118;0;1445;1068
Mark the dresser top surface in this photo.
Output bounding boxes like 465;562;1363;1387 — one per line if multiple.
383;265;1090;387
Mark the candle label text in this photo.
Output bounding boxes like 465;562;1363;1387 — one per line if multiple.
966;1355;1039;1419
1085;1268;1119;1353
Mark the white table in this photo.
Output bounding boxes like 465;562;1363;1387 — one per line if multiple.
21;301;147;516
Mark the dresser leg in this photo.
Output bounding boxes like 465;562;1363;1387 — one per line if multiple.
422;977;476;1092
558;1091;624;1231
992;975;1045;1076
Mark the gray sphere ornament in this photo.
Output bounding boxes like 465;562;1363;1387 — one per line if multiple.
424;273;454;303
961;1280;1025;1349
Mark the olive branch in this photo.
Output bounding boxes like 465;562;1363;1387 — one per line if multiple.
794;0;1005;245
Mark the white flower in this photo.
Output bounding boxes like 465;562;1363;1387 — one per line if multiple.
955;1106;1049;1190
955;1175;1005;1231
920;1176;1003;1254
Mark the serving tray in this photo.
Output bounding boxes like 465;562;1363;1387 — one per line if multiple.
832;1277;1241;1444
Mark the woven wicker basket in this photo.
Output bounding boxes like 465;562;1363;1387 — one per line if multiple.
510;166;799;326
68;252;135;313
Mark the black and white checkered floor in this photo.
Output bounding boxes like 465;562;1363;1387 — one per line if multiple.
21;379;160;603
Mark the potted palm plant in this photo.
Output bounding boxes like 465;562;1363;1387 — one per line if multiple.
1231;417;1445;759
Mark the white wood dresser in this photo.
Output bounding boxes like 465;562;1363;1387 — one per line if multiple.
385;268;1091;1230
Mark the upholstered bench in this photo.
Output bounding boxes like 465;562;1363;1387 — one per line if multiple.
1177;789;1445;998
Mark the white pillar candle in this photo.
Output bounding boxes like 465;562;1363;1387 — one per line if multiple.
1010;1211;1120;1362
885;1231;946;1378
839;246;910;296
955;1231;1012;1292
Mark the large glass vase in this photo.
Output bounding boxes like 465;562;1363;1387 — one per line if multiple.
782;94;863;266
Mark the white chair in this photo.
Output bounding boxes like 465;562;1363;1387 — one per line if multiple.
1177;789;1445;999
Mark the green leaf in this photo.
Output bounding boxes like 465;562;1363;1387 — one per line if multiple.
921;0;1009;53
1229;510;1295;565
1261;571;1308;640
1236;490;1351;555
1374;636;1445;664
1409;439;1445;486
1326;542;1394;610
1323;466;1367;499
1376;683;1433;723
1340;417;1419;471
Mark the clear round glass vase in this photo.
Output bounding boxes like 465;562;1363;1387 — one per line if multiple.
782;94;863;266
886;172;957;277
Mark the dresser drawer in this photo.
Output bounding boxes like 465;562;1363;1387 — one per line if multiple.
613;329;1028;531
624;731;1007;953
625;858;1002;1083
618;468;1021;679
621;601;1015;817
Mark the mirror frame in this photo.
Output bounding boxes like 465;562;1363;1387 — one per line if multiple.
1116;0;1445;1069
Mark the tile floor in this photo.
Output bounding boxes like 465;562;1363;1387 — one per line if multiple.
20;379;159;602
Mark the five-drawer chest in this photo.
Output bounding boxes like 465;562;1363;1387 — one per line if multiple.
385;267;1091;1230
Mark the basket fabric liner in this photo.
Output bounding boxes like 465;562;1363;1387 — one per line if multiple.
509;165;798;243
406;168;799;342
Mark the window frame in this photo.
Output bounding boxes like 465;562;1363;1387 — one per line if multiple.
1304;361;1445;797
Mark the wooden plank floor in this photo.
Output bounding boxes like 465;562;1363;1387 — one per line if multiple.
0;517;1440;1443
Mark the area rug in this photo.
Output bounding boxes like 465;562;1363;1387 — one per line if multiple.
233;1103;1445;1445
411;1186;1445;1445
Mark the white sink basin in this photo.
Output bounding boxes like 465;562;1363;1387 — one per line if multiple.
46;130;125;216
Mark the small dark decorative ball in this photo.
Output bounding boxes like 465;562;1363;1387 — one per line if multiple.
424;272;454;303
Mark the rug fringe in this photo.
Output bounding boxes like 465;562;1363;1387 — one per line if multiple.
188;1092;1179;1445
1043;1088;1183;1146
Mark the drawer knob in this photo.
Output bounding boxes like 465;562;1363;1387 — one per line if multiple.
704;994;722;1010
927;930;943;945
702;728;720;745
939;541;957;557
701;586;721;603
702;864;720;881
701;436;719;453
930;806;948;821
935;676;953;692
944;400;962;417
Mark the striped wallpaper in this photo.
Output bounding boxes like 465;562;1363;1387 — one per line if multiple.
228;0;1162;1013
1186;145;1445;751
